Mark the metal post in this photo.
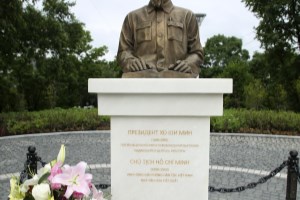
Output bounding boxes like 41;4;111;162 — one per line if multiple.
286;150;299;200
195;13;206;27
26;146;38;179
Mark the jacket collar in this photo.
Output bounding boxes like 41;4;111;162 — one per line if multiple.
147;0;174;14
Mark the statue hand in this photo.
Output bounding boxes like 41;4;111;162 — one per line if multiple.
168;60;192;73
128;58;152;72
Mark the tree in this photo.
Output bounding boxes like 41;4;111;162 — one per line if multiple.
242;0;300;111
203;35;250;68
201;35;250;79
242;0;300;52
248;52;270;83
249;49;300;111
244;79;267;109
267;83;288;110
0;0;27;111
296;78;300;105
218;61;253;108
0;0;109;112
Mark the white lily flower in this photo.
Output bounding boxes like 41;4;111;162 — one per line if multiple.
44;163;51;171
32;183;50;200
22;165;51;190
22;174;39;188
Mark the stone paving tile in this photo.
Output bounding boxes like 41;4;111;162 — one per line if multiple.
0;132;111;175
210;134;300;171
1;132;300;200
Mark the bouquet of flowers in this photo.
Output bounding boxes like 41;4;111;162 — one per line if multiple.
9;145;107;200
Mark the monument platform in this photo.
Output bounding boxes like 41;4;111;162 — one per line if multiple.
89;78;232;200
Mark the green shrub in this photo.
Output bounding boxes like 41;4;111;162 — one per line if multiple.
1;108;299;136
211;110;243;133
0;108;109;136
212;109;300;135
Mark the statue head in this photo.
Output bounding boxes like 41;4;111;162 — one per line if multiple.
150;0;163;8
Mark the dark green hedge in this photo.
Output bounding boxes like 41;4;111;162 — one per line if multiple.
0;108;110;136
211;109;300;135
0;108;299;136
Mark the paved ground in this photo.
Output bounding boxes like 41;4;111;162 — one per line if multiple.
1;131;300;200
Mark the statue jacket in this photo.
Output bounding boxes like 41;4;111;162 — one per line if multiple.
117;0;204;76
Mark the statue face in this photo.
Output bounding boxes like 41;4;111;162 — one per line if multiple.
151;0;163;7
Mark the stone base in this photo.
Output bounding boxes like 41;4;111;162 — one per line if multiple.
110;116;210;200
88;78;233;200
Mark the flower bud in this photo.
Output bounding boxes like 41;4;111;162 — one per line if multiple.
57;144;66;164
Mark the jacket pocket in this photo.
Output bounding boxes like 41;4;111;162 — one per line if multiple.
167;21;183;42
136;21;152;43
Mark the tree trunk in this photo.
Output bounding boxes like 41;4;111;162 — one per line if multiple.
298;33;300;52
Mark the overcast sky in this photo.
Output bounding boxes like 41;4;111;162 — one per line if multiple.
71;0;262;61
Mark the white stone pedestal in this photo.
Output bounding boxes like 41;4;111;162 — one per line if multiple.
88;79;232;200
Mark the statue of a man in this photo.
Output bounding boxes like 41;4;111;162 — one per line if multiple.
117;0;204;78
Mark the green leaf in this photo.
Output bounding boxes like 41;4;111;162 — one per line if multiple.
24;194;35;200
38;172;51;184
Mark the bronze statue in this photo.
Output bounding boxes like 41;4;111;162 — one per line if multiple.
117;0;204;78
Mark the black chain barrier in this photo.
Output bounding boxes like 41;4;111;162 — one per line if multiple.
18;146;298;197
209;160;288;193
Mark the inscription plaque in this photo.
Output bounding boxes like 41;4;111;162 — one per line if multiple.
111;117;210;200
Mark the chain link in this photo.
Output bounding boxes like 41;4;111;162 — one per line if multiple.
95;184;111;190
37;156;47;167
209;161;288;193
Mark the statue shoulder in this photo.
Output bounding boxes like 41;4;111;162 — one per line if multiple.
127;6;148;18
173;6;195;16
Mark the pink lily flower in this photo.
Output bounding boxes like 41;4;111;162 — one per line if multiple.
51;161;93;198
73;192;84;199
91;184;105;200
48;162;63;189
